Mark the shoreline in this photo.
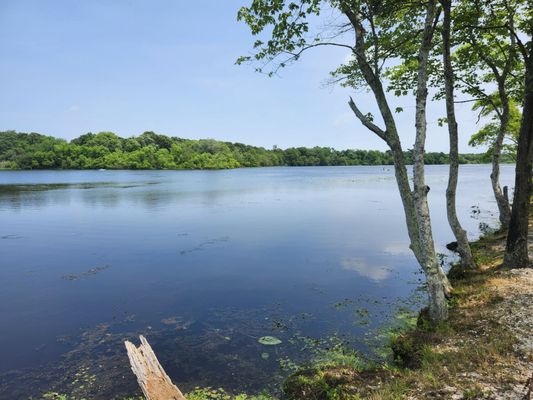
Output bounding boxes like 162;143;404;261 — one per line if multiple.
0;163;516;172
277;213;533;399
101;210;531;400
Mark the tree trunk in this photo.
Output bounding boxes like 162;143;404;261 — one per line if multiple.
125;335;187;400
389;138;453;295
504;52;533;268
492;88;512;228
344;2;451;321
441;0;476;269
413;0;448;323
468;11;515;229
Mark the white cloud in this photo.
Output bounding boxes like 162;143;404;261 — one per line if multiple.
340;257;393;282
383;242;412;256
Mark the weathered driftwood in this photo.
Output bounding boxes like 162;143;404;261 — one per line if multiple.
125;335;186;400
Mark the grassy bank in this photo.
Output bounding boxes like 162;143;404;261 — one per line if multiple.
278;224;533;399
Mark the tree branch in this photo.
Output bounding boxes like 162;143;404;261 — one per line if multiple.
348;97;388;142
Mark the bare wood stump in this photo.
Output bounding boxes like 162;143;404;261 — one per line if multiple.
125;335;186;400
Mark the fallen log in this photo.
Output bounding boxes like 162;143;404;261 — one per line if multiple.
125;335;186;400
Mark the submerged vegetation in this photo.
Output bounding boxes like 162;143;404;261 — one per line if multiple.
279;227;532;399
38;213;533;399
0;130;491;170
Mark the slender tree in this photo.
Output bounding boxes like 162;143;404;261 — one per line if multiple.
238;0;451;323
453;0;523;229
504;4;533;267
412;0;449;321
469;98;521;161
383;1;478;270
440;0;476;269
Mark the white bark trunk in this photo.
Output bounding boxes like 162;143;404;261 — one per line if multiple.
344;12;423;263
413;0;448;323
343;2;451;320
441;0;476;269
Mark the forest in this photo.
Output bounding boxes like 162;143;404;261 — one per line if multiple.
0;130;492;170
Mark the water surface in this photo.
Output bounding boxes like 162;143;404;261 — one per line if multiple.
0;165;514;398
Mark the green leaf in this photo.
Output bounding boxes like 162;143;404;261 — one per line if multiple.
258;336;282;345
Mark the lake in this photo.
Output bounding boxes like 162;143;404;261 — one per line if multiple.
0;165;514;398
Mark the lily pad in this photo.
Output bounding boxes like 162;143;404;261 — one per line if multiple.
261;352;270;360
258;336;282;346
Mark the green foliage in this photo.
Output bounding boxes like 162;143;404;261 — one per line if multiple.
186;387;274;400
0;131;488;170
41;365;143;400
41;393;142;400
453;0;526;100
468;97;521;159
42;393;68;400
283;365;361;400
282;334;366;377
237;0;430;92
236;0;322;75
462;386;486;399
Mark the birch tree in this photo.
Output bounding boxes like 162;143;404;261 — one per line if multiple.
453;0;524;229
238;0;451;323
440;0;476;269
412;0;449;322
377;1;478;270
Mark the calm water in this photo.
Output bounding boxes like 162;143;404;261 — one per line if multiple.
0;165;514;398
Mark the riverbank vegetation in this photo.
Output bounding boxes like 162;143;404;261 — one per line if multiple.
0;130;491;170
278;210;533;399
170;214;531;400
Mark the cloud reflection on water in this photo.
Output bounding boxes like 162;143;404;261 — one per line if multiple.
340;257;394;282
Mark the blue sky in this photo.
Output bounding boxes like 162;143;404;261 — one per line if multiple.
1;0;485;152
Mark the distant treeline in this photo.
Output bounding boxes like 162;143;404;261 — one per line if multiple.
0;130;498;170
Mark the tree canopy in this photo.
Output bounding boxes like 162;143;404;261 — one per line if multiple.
0;130;489;170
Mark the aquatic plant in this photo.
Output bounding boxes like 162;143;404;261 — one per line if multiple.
258;336;282;346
